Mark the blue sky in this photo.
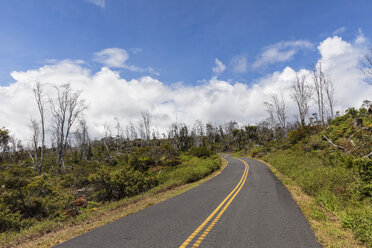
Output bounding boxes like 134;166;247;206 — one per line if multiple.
1;0;372;86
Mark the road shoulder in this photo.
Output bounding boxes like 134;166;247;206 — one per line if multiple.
246;156;365;248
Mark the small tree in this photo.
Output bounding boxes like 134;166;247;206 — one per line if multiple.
0;127;10;160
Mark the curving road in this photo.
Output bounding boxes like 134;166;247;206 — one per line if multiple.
56;154;321;248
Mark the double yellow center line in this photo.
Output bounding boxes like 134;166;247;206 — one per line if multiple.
179;158;249;248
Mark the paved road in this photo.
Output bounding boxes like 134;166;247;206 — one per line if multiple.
56;155;321;248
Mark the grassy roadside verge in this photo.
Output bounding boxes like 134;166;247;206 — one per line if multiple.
235;151;368;248
1;155;227;248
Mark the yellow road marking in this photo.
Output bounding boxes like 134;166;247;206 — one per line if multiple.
179;158;249;248
191;158;249;247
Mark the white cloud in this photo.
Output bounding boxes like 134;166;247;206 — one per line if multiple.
212;58;226;75
94;48;129;68
1;35;371;143
85;0;105;8
333;27;346;35
253;40;313;68
231;55;248;73
94;47;159;75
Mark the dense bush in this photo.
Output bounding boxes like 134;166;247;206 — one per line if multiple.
129;147;156;172
188;146;214;158
88;164;158;201
0;165;73;228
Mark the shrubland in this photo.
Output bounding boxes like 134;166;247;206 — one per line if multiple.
0;133;221;245
237;107;372;246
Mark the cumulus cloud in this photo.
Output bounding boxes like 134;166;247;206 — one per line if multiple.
316;35;371;110
253;40;313;68
1;35;371;143
85;0;105;8
94;47;159;75
212;58;226;75
231;55;248;73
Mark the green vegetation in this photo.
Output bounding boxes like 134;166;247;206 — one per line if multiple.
237;107;372;246
0;133;221;246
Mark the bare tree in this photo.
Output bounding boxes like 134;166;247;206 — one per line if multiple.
264;94;287;130
290;72;313;126
168;122;179;149
193;120;204;147
8;135;22;162
114;117;123;152
49;83;87;173
103;122;111;151
33;82;46;174
263;101;276;129
75;119;89;161
324;77;335;120
312;63;326;125
137;111;152;141
128;122;137;140
142;111;152;141
312;63;336;123
29;118;40;166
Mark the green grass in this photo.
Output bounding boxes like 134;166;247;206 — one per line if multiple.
159;154;221;186
263;149;371;247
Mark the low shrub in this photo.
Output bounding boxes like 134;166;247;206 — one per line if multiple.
287;125;322;144
250;146;270;158
188;146;214;158
0;210;23;233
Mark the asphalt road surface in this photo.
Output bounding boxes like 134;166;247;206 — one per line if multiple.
56;154;321;248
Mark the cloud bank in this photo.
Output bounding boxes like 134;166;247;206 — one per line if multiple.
1;35;371;143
